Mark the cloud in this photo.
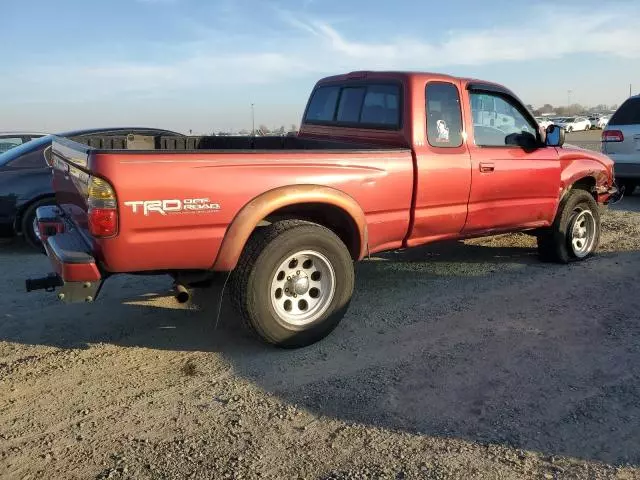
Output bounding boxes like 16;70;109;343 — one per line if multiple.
4;2;640;103
284;6;640;68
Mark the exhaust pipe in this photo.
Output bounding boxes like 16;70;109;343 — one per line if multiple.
174;283;191;303
26;274;63;293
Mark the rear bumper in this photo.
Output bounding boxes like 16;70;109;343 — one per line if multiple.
26;206;103;303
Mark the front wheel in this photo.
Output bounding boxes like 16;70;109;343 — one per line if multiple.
537;189;600;263
230;220;355;348
619;181;637;196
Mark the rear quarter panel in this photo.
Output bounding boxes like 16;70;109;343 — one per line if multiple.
91;150;414;272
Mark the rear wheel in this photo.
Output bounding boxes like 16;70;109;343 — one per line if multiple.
537;189;600;263
230;220;355;348
20;198;55;251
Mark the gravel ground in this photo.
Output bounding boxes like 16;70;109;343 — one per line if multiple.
1;195;640;479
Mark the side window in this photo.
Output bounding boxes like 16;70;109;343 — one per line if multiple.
0;137;24;154
470;92;537;147
336;87;366;123
426;82;463;148
305;86;340;122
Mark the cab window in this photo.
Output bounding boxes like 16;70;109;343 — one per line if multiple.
425;82;463;148
470;92;537;147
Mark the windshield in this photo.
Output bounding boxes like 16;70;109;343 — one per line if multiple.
564;117;576;122
0;135;53;167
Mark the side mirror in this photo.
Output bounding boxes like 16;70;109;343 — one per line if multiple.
505;131;538;151
545;124;565;147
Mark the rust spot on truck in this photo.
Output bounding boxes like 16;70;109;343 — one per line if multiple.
212;185;368;271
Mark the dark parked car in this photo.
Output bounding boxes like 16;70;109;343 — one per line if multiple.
0;127;183;248
0;132;48;154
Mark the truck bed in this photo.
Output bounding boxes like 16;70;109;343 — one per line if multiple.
74;134;408;152
51;136;415;273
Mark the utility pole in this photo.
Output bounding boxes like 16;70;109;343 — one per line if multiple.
630;84;633;97
567;89;572;107
251;103;255;137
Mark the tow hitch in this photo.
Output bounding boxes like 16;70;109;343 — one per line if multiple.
25;274;102;303
25;274;64;292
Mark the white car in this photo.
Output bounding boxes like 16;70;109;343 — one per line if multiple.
556;116;591;132
597;116;610;129
535;117;553;130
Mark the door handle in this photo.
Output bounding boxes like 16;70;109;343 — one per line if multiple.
479;162;495;173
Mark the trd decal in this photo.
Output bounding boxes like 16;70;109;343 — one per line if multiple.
124;198;221;216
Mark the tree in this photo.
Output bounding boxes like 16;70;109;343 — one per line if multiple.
540;104;554;114
525;104;534;112
290;124;298;133
276;125;285;135
258;124;270;136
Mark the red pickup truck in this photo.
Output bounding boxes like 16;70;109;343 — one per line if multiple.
28;71;617;348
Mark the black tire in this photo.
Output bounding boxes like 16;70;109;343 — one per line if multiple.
230;220;355;348
20;198;55;251
537;189;600;263
619;180;637;196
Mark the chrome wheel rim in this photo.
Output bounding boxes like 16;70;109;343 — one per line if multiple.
569;209;596;258
32;218;41;241
270;250;336;326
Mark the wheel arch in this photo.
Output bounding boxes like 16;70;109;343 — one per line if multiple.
212;185;368;271
14;194;56;233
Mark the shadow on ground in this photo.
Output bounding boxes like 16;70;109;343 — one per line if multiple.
2;238;640;467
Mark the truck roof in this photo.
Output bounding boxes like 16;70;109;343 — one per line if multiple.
316;70;492;86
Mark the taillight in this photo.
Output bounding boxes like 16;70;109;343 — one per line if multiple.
87;176;118;237
602;130;624;142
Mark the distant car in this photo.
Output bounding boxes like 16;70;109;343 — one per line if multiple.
602;96;640;195
0;132;48;154
597;116;610;129
0;127;183;248
588;116;600;129
556;116;591;132
535;117;553;130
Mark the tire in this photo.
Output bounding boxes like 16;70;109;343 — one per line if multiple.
537;189;600;263
20;198;55;251
230;220;355;348
619;181;637;196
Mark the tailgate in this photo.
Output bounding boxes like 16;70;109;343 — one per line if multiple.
51;138;92;231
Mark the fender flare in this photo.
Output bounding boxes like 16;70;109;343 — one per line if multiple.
212;185;368;271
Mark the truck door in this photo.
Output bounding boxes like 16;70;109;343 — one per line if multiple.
407;81;472;247
462;88;560;234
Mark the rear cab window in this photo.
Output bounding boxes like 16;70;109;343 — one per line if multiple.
609;98;640;125
304;82;401;129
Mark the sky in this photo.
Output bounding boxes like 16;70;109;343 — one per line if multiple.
1;0;640;134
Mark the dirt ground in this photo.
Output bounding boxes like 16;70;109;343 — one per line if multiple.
1;195;640;480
